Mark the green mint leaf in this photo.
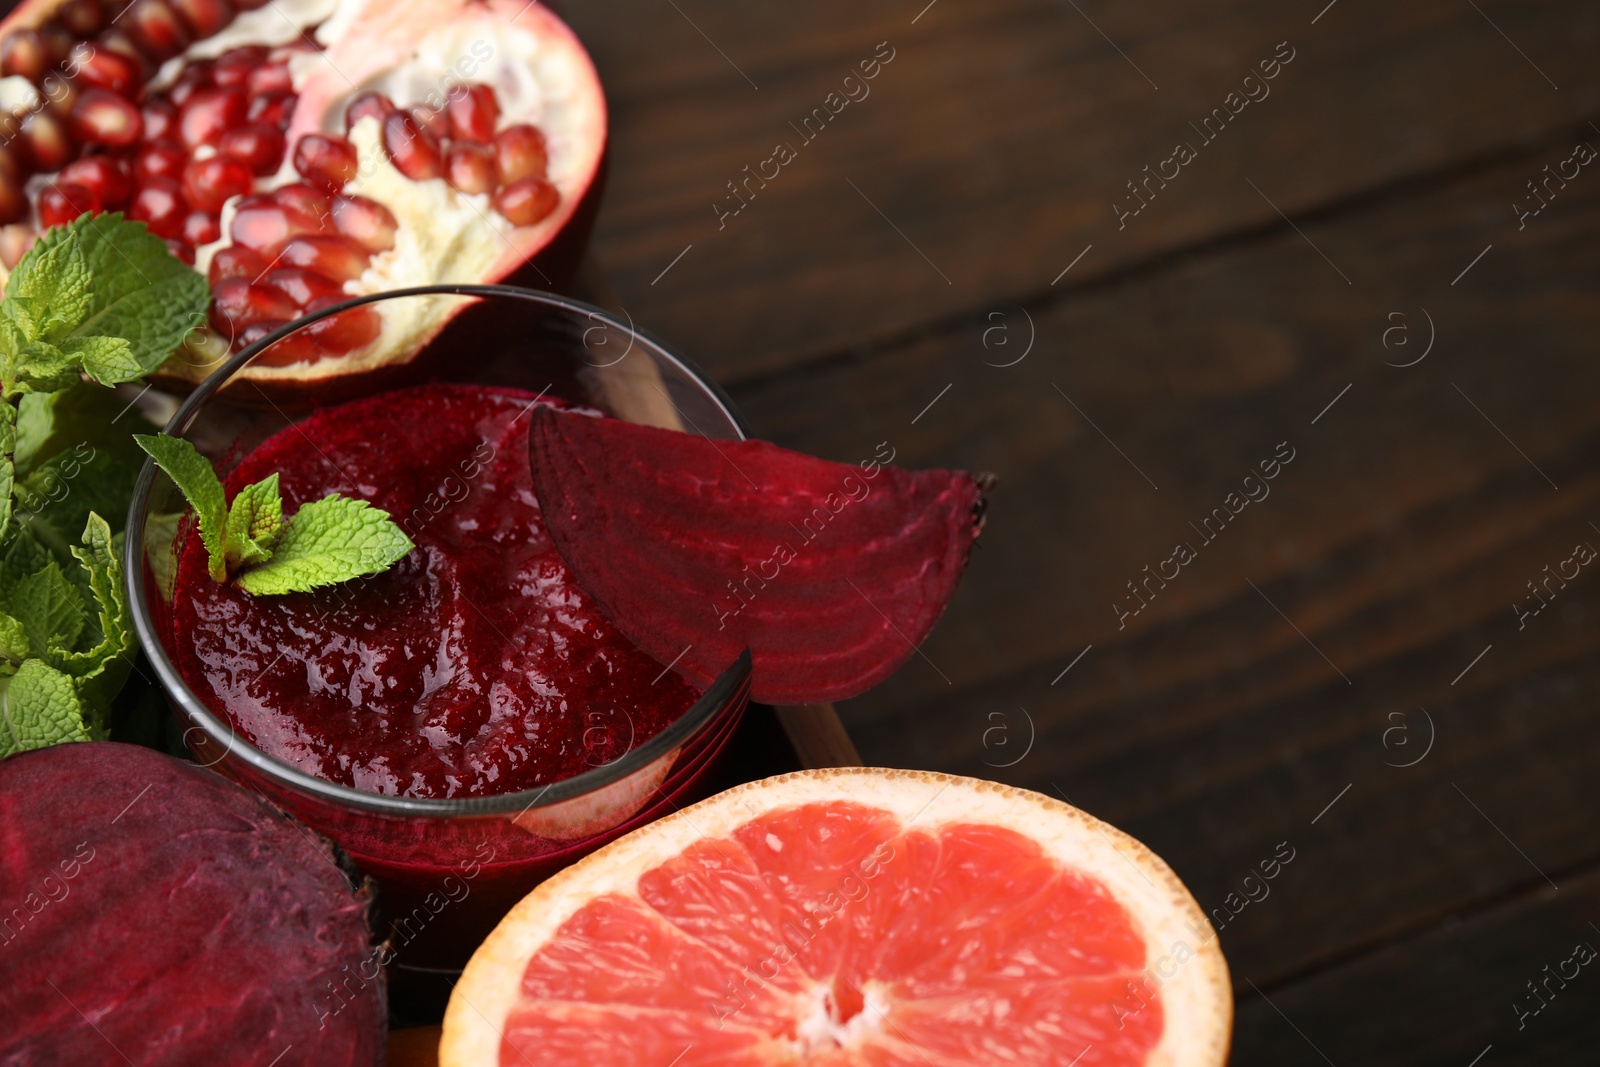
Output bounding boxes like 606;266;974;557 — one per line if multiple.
6;226;91;340
7;560;86;658
236;494;414;596
63;334;140;387
56;214;209;375
0;658;90;758
58;512;132;716
134;434;227;582
225;473;282;570
0;611;28;667
0;399;13;537
12;341;80;395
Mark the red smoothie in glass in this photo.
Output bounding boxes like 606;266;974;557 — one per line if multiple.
169;383;700;799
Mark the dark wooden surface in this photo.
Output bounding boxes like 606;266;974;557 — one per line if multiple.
563;1;1600;1062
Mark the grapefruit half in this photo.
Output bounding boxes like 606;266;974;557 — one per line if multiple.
441;768;1231;1067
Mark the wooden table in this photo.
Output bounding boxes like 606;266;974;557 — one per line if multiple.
559;2;1600;1062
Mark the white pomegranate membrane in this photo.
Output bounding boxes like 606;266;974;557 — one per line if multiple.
0;0;603;373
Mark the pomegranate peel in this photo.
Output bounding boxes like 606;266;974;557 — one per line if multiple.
527;406;988;705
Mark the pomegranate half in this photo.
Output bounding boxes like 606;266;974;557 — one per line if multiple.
0;0;607;384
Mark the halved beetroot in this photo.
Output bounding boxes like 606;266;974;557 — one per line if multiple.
0;741;385;1065
528;406;988;705
0;0;606;384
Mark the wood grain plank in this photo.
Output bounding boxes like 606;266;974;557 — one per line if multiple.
565;0;1599;381
725;137;1600;992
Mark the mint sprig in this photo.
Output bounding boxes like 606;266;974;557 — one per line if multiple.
133;435;415;596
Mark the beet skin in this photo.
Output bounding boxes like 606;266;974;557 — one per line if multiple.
0;742;385;1066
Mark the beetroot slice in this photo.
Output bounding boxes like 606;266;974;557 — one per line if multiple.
528;407;986;704
0;742;384;1066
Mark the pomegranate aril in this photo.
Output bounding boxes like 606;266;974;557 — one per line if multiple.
124;0;192;61
245;62;291;96
343;91;392;132
218;123;286;176
182;156;252;213
305;297;380;353
71;87;143;147
59;156;133;208
271;181;330;223
259;266;343;309
0;173;22;226
241;319;321;365
169;64;214;107
38;22;75;66
229;199;320;257
494;177;559;226
276;235;369;282
446;83;499;143
134;139;187;182
58;0;107;37
381;112;441;180
128;176;186;238
165;236;193;263
38;72;78;120
329;195;395;253
247;90;295;129
444;142;495;195
39;182;101;229
172;0;236;40
72;46;143;96
494;124;547;185
211;275;297;334
207;243;267;284
182;209;219;246
20;112;74;172
140;98;179;141
180;87;246;148
293;133;358;192
1;30;50;81
211;46;264;88
96;29;157;81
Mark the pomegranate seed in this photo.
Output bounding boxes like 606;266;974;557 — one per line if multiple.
210;276;297;334
494;124;548;185
39;182;101;229
73;48;144;97
127;176;185;238
169;64;216;108
241;319;322;364
181;209;219;246
0;224;37;267
305;297;380;353
293;133;358;192
246;62;292;96
19;112;74;172
124;0;192;61
446;84;499;143
39;22;75;66
233;0;271;10
409;104;449;140
182;156;252;213
381;112;441;181
211;47;264;89
0;174;26;226
38;73;78;120
0;145;18;182
218;123;286;176
271;182;330;223
59;156;133;208
247;90;295;129
134;140;188;182
95;29;157;81
58;0;107;37
276;235;369;282
329;195;395;253
343;91;392;131
165;236;193;263
171;0;236;40
444;142;495;195
1;30;50;81
71;87;143;148
207;243;267;284
141;98;179;141
493;177;559;226
229;198;319;257
259;266;342;309
180;87;246;148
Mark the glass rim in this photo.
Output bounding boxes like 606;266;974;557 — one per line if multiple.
124;283;753;818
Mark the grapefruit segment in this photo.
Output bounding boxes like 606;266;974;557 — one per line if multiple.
442;769;1231;1067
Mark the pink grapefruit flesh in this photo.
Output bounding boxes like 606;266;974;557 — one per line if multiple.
441;768;1231;1067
